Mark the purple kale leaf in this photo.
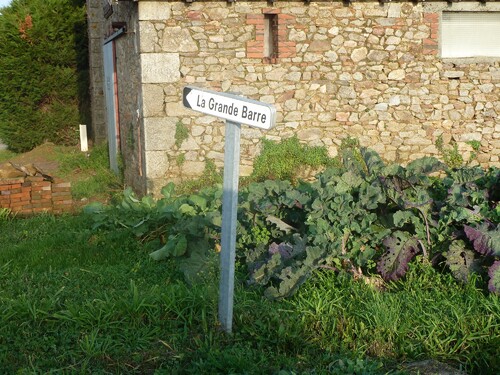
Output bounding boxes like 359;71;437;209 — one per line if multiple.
488;261;500;295
464;224;500;256
269;242;294;259
377;231;420;281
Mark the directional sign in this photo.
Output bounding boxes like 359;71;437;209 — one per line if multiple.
182;86;276;334
183;86;276;130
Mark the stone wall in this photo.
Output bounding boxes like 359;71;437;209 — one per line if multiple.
97;1;500;195
0;177;72;216
88;0;148;194
112;3;147;195
86;0;107;143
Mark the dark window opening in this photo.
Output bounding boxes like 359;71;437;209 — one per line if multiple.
264;14;278;59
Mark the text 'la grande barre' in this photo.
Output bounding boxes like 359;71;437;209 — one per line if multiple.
196;95;267;124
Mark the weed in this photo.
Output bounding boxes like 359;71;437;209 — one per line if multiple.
176;153;186;167
0;208;12;221
435;135;480;169
251;136;333;182
175;122;189;149
177;159;222;194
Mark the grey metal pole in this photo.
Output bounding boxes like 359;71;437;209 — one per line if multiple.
218;120;241;334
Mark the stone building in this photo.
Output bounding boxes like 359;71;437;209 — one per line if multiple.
86;0;500;195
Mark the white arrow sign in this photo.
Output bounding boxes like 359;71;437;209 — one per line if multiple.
183;86;276;130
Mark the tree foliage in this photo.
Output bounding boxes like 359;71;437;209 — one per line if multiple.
0;0;88;152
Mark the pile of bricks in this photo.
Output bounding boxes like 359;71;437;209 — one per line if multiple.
0;176;72;216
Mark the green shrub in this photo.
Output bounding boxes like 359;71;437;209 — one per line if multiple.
251;136;333;182
0;0;87;152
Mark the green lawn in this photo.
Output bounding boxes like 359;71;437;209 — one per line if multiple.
0;213;498;374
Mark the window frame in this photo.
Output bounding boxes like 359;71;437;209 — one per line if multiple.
440;11;500;59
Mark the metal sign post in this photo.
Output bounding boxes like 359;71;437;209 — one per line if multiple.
183;86;276;333
218;120;240;333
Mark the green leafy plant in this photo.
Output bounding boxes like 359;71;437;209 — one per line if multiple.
85;139;499;299
251;136;333;182
435;136;480;169
240;144;499;298
85;183;222;282
174;121;189;148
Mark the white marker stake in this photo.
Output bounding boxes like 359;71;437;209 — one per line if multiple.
219;121;241;333
79;124;88;152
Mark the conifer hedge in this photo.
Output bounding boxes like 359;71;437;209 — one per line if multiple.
0;0;88;152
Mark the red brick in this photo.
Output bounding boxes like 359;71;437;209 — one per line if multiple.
247;52;263;58
424;13;439;22
0;178;24;185
52;195;71;202
53;182;71;188
52;191;71;196
246;18;265;25
9;193;28;200
53;199;72;205
9;201;26;208
423;49;438;55
31;181;51;187
17;209;33;216
278;52;296;58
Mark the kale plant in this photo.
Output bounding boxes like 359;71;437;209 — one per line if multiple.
85;144;500;299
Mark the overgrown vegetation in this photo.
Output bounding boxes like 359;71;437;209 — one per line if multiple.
1;213;498;373
176;159;223;195
0;0;88;152
250;136;334;182
56;143;122;200
86;141;499;300
174;121;189;148
2;137;498;372
435;135;481;169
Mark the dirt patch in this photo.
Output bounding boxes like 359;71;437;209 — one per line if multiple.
402;360;467;374
0;143;110;207
3;142;61;176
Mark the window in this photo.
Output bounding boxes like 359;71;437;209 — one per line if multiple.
441;12;500;58
264;14;278;60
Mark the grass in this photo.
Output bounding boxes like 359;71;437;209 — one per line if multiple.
0;149;17;163
1;214;499;373
55;143;123;200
